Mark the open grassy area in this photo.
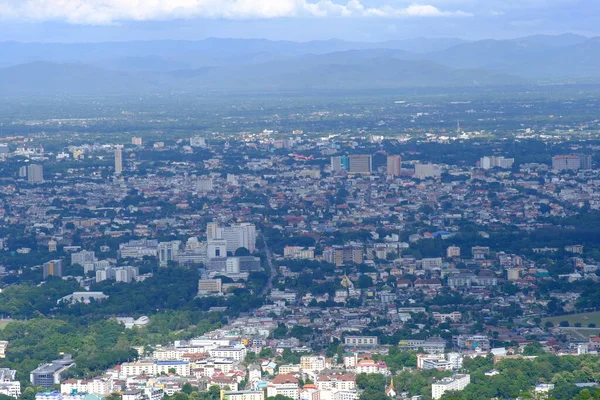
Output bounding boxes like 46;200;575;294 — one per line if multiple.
542;311;600;328
0;320;14;330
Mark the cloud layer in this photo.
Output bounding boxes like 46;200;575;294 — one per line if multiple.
0;0;472;24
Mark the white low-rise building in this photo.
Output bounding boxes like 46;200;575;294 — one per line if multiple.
432;374;470;399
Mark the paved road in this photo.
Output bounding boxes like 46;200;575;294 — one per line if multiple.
260;236;276;297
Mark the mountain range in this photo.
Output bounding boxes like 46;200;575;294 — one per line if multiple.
0;33;598;95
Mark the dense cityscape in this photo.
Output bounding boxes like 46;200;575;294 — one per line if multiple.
0;87;599;400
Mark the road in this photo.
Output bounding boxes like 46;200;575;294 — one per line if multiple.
259;235;276;297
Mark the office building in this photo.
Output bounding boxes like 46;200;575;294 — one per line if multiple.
18;166;27;178
131;137;143;146
48;240;57;252
114;266;139;283
27;164;44;183
217;223;257;253
414;164;441;179
158;241;181;267
552;155;580;171
197;177;213;192
331;155;349;173
198;278;222;294
71;250;96;266
207;222;219;240
348;155;372;174
43;260;63;279
0;144;8;154
30;355;75;387
480;156;514;170
115;148;123;175
578;154;593;170
432;374;470;399
386;155;402;177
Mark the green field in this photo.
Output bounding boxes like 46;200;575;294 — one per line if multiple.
542;311;600;328
0;320;13;330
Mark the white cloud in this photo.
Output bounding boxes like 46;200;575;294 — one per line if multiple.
0;0;472;24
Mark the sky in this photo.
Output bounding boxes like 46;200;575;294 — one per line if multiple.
0;0;598;42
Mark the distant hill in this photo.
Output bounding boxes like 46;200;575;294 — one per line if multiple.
1;34;600;95
0;55;522;95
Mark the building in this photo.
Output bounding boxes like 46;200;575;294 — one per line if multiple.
131;137;143;146
300;356;326;372
197;178;214;192
348;155;372;174
431;374;470;399
344;336;378;347
446;245;461;258
209;345;247;361
71;250;96;266
221;391;264;400
158;241;181;267
421;257;443;270
190;136;207;148
207;238;228;259
552;155;580;171
480;156;514;170
0;368;21;398
115;148;123;175
331;156;349;173
61;378;111;395
198;279;223;295
577;154;593;170
0;341;7;358
398;337;446;354
43;260;63;279
59;292;108;305
30;355;75;387
48;240;57;252
217;223;257;253
27;164;44;183
114;266;139;283
414;164;441;179
266;374;299;399
386;155;402;177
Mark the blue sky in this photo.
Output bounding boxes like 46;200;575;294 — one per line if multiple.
0;0;597;42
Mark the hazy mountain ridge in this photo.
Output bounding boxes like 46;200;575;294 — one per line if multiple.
0;34;599;95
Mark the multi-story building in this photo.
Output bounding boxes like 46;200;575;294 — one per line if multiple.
266;374;299;400
0;341;8;358
118;239;159;259
432;312;462;323
300;356;326;373
431;374;470;399
61;378;111;395
217;223;257;253
446;245;461;258
386;155;402;177
480;156;514;170
27;164;44;183
398;337;446;354
323;246;363;267
114;148;123;175
421;257;443;270
30;355;75;387
0;368;21;398
43;260;63;279
348;155;372;174
71;250;97;266
131;137;143;146
344;336;378;347
552;155;580;171
331;156;349;173
222;391;264;400
198;279;223;295
158;241;181;267
190;136;207;148
209;345;247;361
197;177;213;192
414;164;441;179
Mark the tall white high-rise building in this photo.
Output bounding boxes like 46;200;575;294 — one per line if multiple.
217;223;257;253
387;155;402;177
27;164;44;183
115;148;123;175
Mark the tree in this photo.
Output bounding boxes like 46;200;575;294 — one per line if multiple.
358;275;374;289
